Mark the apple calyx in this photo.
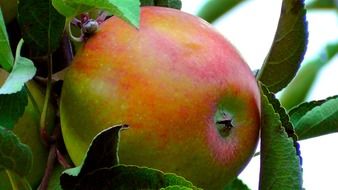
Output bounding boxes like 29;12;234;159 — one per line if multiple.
214;109;233;138
216;118;233;137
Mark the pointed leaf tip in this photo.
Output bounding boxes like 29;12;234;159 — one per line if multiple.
258;0;308;93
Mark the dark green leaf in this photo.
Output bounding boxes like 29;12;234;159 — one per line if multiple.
0;170;32;190
0;126;33;177
140;0;155;6
280;41;338;110
0;9;14;72
197;0;245;23
60;125;200;189
60;124;128;179
155;0;182;10
47;165;65;190
140;0;182;9
289;99;326;124
0;171;12;190
161;185;194;190
289;95;338;140
259;83;302;190
18;0;66;53
0;40;36;95
224;178;250;190
262;84;298;142
258;0;308;93
61;165;199;190
58;125;123;187
78;124;127;175
53;0;140;28
306;0;338;9
0;85;28;129
52;0;91;18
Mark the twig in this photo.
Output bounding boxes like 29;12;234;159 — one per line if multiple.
37;145;56;190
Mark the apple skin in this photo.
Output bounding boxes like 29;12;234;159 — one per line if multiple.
0;0;17;23
0;69;55;189
60;7;260;189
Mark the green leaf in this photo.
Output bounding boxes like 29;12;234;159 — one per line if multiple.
258;0;308;93
78;124;126;175
61;165;200;190
306;0;338;9
0;126;33;177
83;0;140;28
224;178;250;190
259;83;302;190
289;95;338;140
261;84;298;142
60;125;199;190
47;164;65;190
0;170;32;190
140;0;182;9
60;124;200;190
155;0;182;10
0;9;14;72
280;41;338;110
0;171;12;190
0;39;36;95
109;165;198;189
61;124;128;179
197;0;245;23
53;0;140;28
18;0;66;53
140;0;155;6
52;0;91;18
0;86;28;129
0;57;35;94
0;171;24;190
161;185;194;190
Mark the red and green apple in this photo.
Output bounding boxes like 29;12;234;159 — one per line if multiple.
60;7;261;189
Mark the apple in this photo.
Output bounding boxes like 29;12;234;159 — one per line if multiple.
0;0;17;23
60;7;260;189
0;69;55;189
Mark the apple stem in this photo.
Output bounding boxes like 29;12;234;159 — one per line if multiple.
40;127;50;147
39;53;53;140
38;125;73;190
38;144;56;190
56;148;72;169
66;18;83;43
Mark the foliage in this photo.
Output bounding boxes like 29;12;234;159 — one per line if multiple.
289;95;338;140
197;0;244;23
257;0;308;93
60;125;200;190
259;83;302;189
280;41;338;109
